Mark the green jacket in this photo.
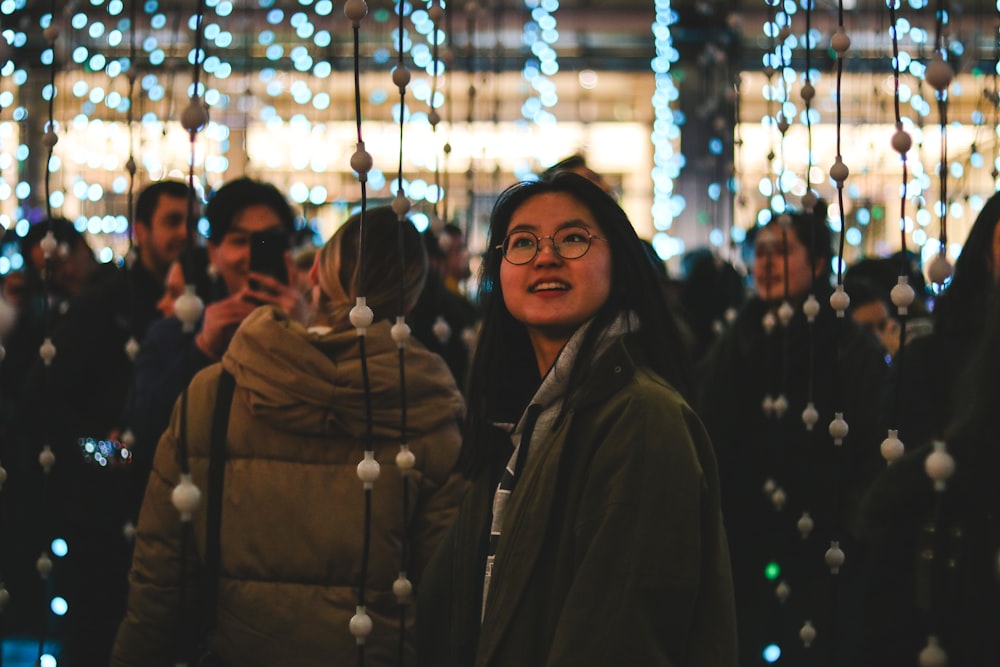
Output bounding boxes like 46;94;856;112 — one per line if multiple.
418;334;737;667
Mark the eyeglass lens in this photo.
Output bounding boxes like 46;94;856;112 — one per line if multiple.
502;226;592;264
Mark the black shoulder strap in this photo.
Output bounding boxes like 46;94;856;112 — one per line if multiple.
204;368;235;629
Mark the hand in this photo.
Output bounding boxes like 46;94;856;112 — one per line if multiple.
194;292;259;360
246;263;309;322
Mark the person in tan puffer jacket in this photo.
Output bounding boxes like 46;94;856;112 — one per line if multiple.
112;205;466;667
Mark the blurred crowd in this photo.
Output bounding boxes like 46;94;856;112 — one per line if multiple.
1;161;998;667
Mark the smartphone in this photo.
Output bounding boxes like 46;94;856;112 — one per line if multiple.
249;227;291;285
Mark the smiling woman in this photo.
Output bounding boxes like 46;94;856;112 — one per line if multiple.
417;171;738;666
498;194;612;374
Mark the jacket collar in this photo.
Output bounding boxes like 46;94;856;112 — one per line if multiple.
568;331;641;409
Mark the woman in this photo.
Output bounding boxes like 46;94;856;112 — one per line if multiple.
696;206;887;666
112;206;466;667
417;172;737;666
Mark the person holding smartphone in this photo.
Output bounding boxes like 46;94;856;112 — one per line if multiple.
193;182;305;360
122;178;304;523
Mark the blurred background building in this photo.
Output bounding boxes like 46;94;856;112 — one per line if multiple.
0;0;996;280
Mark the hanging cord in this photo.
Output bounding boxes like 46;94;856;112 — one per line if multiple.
31;5;63;662
775;13;794;423
0;93;5;635
491;1;502;200
731;77;744;271
993;23;1000;188
177;0;211;339
912;5;957;662
914;438;958;665
168;1;210;662
429;0;443;228
800;0;820;436
0;33;7;206
172;387;197;664
169;275;205;665
758;0;785;429
828;3;851;440
120;0;142;378
786;7;836;648
344;3;377;665
796;14;822;652
464;4;477;234
441;2;456;225
924;0;955;286
388;2;417;662
173;0;209;476
810;0;854;656
883;0;916;464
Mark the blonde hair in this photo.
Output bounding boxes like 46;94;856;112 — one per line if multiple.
314;205;428;328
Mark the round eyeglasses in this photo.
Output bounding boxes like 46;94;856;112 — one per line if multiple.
496;225;604;265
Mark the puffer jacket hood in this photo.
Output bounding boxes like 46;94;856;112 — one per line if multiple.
223;306;465;439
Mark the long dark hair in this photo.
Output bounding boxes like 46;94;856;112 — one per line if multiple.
460;172;694;475
932;190;1000;336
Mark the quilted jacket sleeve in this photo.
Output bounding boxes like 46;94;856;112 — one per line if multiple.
111;376;213;667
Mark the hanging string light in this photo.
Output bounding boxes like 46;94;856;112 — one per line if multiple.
883;0;913;466
179;0;209;314
121;0;141;365
31;4;63;663
390;1;416;658
827;0;852;460
925;0;955;288
463;3;478;237
441;3;456;227
427;0;445;230
169;384;201;663
773;10;794;428
423;0;453;343
794;16;823;649
168;2;209;663
800;0;821;434
915;8;957;663
829;25;851;322
343;1;379;661
992;24;1000;191
730;73;746;274
0;31;8;248
910;437;957;666
758;0;781;424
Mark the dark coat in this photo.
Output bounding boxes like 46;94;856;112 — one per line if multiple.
13;257;164;664
20;257;163;511
418;334;737;667
859;439;1000;667
883;327;975;450
695;292;888;666
122;313;215;512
